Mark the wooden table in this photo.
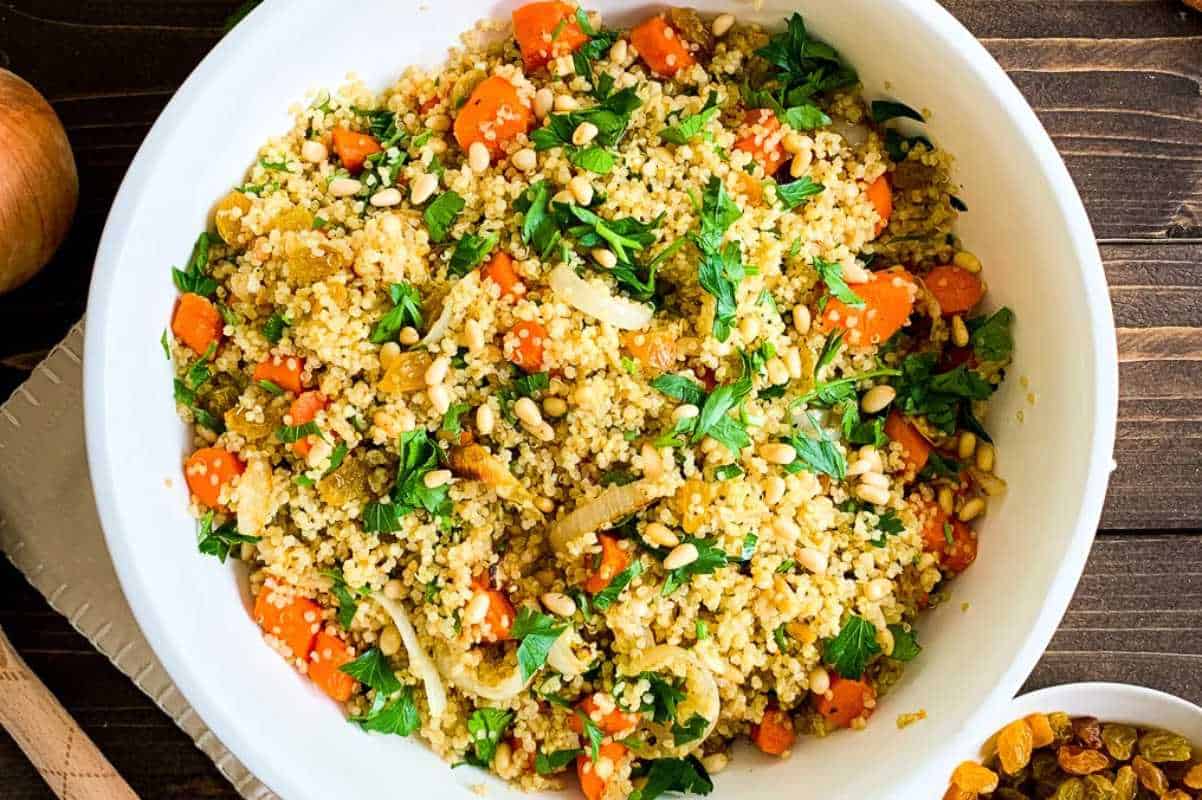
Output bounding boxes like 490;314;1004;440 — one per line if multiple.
1;1;1199;796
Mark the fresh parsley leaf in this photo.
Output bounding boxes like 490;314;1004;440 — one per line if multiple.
160;329;171;360
593;559;643;611
531;86;642;172
782;103;831;130
697;240;745;342
574;707;604;761
776;176;825;210
776;560;795;574
695;619;710;639
569;146;616;174
571;8;619;87
262;311;290;344
449;232;499;277
276;421;321;444
714;463;743;481
190;406;225;434
171;233;217;297
629;756;714;800
514;180;565;259
774;623;791;653
815;330;844;374
783;413;846;479
753;11;857;99
888;624;921;662
183;343;216;391
884;128;933;162
659;92;720;145
466;708;514;765
871;99;925;124
845;413;888;448
363;428;450;532
738;532;758;561
813;257;864;307
918;451;961;480
323;568;368;629
195;511;259;563
649;374;706;406
696;175;741;253
536;748;582;775
441;402;470;435
692;369;752;446
511;607;567;683
671;714;709;746
662;538;728;595
949;194;968;212
968;307;1014;363
601;469;637;487
424;191;464;243
513;371;550;397
370;282;423;344
642;673;686;724
868;509;905;547
340;647;402;695
350;686;421;736
823;614;881;679
568;205;661;262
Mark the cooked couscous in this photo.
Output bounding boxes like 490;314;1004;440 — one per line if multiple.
166;6;1014;798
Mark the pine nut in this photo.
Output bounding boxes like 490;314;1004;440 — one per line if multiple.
860;471;890;489
789;152;811;179
858;446;883;471
301;140;328;163
856;483;891;506
552;189;575;205
592;248;618;269
370;187;402;207
975;442;995;472
384;578;405;599
468;142;491;173
569;175;594;205
554;94;579;112
958;497;986;522
643;522;679;548
572;121;599;146
494;742;512;773
761;442;797;465
764;475;786;506
773;516;801;540
399;326;420;346
739;316;760;340
423;469;452;489
865;577;893;601
957;431;978;460
711;12;735;37
641;443;663;479
463;319;486;353
424;355;450;386
514;397;543;427
542;396;567;418
798;546;827;574
533;88;554;118
379;341;402;370
937;486;955;515
953;250;982;273
664;542;699;570
784;348;803;380
329;177;362;197
782;131;806;155
379;624;402;656
793;304;812;334
808;665;831;695
951;314;970;347
464;592;490;624
410;172;438;204
541;592;576;617
843;260;870;284
877;626;895;657
511;148;537;172
428;384;451;414
861;385;896;414
609;38;628;63
673;404;700;421
475;404;495;435
766;358;790;386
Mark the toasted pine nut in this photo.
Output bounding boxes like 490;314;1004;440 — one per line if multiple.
798;546;827;574
673;403;700;421
428;384;451;414
865;577;893;601
793;304;812;334
643;522;679;548
766;358;790;386
541;592;576;617
511;148;537;172
951;315;970;347
856;483;891;506
569;175;594;205
789;151;811;179
370;187;402;207
423;469;452;489
808;665;831;695
711;12;735;37
861;385;896;414
641;443;662;479
953;250;982;273
784;347;804;380
761;442;797;465
399;326;420;346
542;396;567;418
301;140;328;163
860;471;890;489
773;516;801;540
782;131;806;155
463;319;486;353
938;486;955;515
843;260;870;284
410;172;438;204
958;497;986;521
329;177;362;197
592;248;618;269
553;94;579;112
379;624;402;656
425;355;451;386
468;142;490;173
572;121;599;146
664;542;699;570
609;38;628;64
379;341;402;371
475;404;495;435
514;397;542;427
533;88;554;118
764;476;787;506
957;431;978;460
976;442;995;472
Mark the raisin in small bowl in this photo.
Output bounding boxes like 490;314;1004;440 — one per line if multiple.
944;682;1202;798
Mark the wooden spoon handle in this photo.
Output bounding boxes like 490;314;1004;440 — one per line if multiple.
0;625;139;799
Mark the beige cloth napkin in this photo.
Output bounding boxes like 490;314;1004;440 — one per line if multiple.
0;322;276;800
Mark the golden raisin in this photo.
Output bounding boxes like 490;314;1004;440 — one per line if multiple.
270;206;315;233
951;761;999;793
1184;762;1202;789
1131;755;1169;795
941;786;976;800
1057;745;1110;776
214;190;254;247
1112;765;1137;800
1138;730;1193;763
1072;717;1104;749
997;719;1036;774
1100;723;1137;761
1161;790;1191;800
1025;713;1056;748
377;351;433;395
1052;778;1085;800
1049;712;1074;744
1081;774;1116;800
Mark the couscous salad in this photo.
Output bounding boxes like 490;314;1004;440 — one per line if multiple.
165;6;1013;798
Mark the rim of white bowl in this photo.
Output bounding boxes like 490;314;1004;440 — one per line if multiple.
83;1;1119;798
1013;683;1202;720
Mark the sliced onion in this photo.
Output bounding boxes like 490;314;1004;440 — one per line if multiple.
829;118;869;148
420;297;454;346
546;628;589;679
625;645;720;757
434;646;530;702
448;444;538;512
235;455;275;536
549;479;656;554
549;263;652;331
373;593;448;719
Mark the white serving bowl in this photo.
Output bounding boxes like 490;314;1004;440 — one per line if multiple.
83;1;1118;797
949;683;1202;779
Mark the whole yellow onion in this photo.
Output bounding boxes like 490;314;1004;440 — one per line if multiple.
0;69;78;294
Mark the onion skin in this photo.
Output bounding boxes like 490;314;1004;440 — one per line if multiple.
0;69;78;294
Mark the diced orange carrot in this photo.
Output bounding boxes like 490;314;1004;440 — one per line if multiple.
884;410;931;476
419;94;441;113
288;390;326;456
621;330;677;373
308;631;357;702
584;534;631;594
512;2;590;71
750;706;795;756
818;267;916;348
184;446;245;509
814;677;875;729
630;15;696;77
734;108;786;175
925;265;985;316
943;519;978;573
253;588;321;661
569;694;640;736
914;496;951;555
171;292;223;355
253;354;305;394
866;175;893;237
331;127;382;174
470;576;516;642
482;251;526;298
577;742;628;800
453;76;533;156
506;320;548;372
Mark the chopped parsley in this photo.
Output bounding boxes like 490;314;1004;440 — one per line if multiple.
649;357;754;454
171;232;217;297
870;99;925;124
535;748;582;775
888;624;922;662
815;330;844;374
511;607;568;683
868;509;906;547
813;257;864;307
275;421;321;444
530;86;642;175
593;559;644;611
919;451;962;481
695;619;710;640
629;756;714;800
424;191;464;242
350;685;420;736
571;8;619;88
464;708;514;766
884;129;934;162
322;568;369;629
512;370;550;398
448;232;499;277
659;91;720;145
160;329;171;360
823;614;881;679
671;713;709;746
262;311;291;344
776;175;825;210
967;307;1015;363
257;379;283;396
440;402;470;436
362;428;451;532
893;353;994;436
195;511;259;563
661;538;729;595
782;412;846;479
714;463;743;481
370;281;423;344
692;176;744;341
340;647;402;696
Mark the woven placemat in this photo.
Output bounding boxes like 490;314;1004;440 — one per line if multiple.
0;322;277;800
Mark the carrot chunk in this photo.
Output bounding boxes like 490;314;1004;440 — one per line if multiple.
925;265;985;315
584;534;631;594
630;15;696;77
453;76;532;155
482;251;525;298
505;320;548;372
569;694;640;736
253;354;305;394
171;292;223;355
253;588;321;661
943;519;978;573
577;742;627;800
734;109;786;175
184;446;245;509
814;677;875;729
866;175;893;237
470;576;516;642
308;631;357;702
512;2;590;70
288;390;326;456
331;127;382;174
751;705;796;756
818;267;916;348
884;410;931;475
